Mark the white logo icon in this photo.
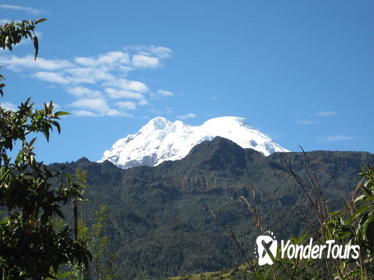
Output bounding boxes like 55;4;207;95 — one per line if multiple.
254;231;360;266
256;232;278;266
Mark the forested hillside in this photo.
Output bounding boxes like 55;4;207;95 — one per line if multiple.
54;137;374;279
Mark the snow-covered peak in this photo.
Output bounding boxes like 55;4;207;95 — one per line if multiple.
202;116;247;127
99;116;289;169
140;116;171;131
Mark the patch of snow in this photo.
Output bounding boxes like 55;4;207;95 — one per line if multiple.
99;116;289;169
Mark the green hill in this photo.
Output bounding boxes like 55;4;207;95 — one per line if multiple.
53;137;373;279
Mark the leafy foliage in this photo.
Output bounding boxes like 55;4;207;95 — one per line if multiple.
84;205;122;279
0;19;90;279
52;170;122;280
324;167;374;279
0;19;46;96
0;19;46;55
165;167;374;280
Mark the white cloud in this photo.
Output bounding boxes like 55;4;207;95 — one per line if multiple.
129;46;171;68
64;67;114;84
69;98;130;117
0;4;43;15
149;46;172;58
33;67;115;85
138;99;150;106
73;109;130;117
178;113;196;120
320;134;355;142
0;55;72;71
125;45;172;59
74;51;130;68
156;89;174;97
296;120;319;125
73;57;96;67
98;51;130;65
105;88;145;100
33;72;69;84
115;101;136;110
67;86;101;98
0;101;17;111
105;78;148;92
73;110;97;117
316;111;337;117
132;55;159;68
70;98;109;112
1;46;173;118
106;108;131;117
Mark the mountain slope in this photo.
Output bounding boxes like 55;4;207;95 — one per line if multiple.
99;116;288;169
56;138;374;279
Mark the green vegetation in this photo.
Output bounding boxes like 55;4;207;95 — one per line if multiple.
80;204;122;279
165;166;374;280
56;138;373;279
0;20;91;279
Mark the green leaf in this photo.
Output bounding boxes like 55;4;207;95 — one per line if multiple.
55;111;70;117
353;194;366;203
29;137;37;146
346;204;371;225
43;129;50;141
33;35;39;60
35;18;48;25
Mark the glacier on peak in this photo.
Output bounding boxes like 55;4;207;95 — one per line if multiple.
99;116;289;169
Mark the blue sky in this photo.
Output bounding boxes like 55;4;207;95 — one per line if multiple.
0;0;373;163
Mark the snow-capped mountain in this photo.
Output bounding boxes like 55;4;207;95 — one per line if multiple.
99;116;289;169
